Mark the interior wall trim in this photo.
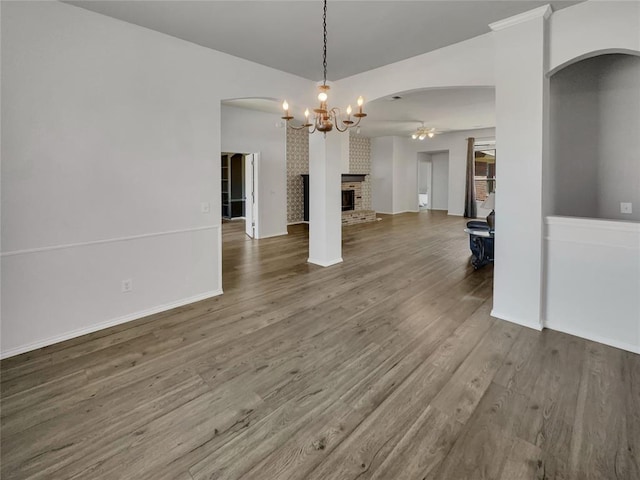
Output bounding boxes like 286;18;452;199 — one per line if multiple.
1;225;221;257
489;4;552;31
545;215;640;232
543;321;639;355
490;309;543;331
0;288;224;359
307;257;344;268
544;236;640;251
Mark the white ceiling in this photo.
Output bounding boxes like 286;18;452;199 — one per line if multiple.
65;0;581;137
66;0;581;82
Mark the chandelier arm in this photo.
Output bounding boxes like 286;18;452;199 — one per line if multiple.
334;122;349;133
288;123;309;131
330;108;350;132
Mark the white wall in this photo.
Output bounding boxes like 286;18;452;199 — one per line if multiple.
371;128;500;216
392;137;419;214
370;137;394;213
598;54;640;221
0;1;311;357
221;105;288;238
549;54;640;221
430;152;450;211
491;6;550;330
548;57;600;218
336;33;495;107
544;217;640;353
491;1;640;352
549;0;640;74
417;154;430;194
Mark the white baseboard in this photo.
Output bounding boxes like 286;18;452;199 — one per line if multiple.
490;309;543;331
375;210;419;215
543;321;640;354
307;257;344;267
0;289;224;359
257;231;289;239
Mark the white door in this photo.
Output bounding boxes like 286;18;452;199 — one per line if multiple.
244;153;257;238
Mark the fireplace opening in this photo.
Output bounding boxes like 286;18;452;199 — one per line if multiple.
342;190;355;211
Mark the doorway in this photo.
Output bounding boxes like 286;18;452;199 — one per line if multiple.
417;151;449;213
221;152;259;238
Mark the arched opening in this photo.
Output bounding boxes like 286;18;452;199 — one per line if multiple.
548;53;640;221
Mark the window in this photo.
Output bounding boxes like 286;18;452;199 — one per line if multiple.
474;142;496;202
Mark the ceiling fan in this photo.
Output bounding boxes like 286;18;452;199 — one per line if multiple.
411;122;439;140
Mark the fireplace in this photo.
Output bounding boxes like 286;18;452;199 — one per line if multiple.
342;190;355;211
300;174;368;221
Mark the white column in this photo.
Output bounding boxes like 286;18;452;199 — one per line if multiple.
308;133;343;267
490;5;551;330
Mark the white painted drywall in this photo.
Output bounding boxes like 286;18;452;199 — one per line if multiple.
308;133;343;266
335;33;495;108
549;0;640;74
544;217;640;353
0;1;311;357
392;137;420;213
430;152;450;211
491;7;549;331
417;154;431;194
492;1;640;345
598;55;640;221
549;54;640;221
370;137;394;213
549;57;600;218
221;105;288;238
397;129;495;217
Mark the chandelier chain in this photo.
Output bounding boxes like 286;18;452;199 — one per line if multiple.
281;0;365;133
322;0;327;85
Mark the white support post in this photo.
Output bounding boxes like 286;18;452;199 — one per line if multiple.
308;133;343;267
490;5;552;330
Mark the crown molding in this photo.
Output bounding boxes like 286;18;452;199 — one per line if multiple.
489;4;553;31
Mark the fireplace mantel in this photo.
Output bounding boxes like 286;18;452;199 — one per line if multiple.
300;174;367;182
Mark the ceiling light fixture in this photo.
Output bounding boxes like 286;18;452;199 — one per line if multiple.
282;0;366;134
411;122;436;140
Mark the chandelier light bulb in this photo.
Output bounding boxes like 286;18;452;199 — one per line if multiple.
428;132;434;138
419;133;427;140
412;133;418;139
280;1;365;134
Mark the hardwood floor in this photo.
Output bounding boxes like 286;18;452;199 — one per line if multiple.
1;212;638;480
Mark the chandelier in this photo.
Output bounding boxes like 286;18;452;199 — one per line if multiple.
281;0;366;134
411;122;436;140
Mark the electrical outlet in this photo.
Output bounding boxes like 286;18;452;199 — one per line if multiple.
201;202;210;213
122;279;133;293
620;202;632;214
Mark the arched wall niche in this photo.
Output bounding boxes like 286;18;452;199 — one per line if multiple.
547;51;640;222
547;48;640;78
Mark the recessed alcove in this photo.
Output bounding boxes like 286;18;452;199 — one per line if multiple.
543;52;640;354
547;53;640;222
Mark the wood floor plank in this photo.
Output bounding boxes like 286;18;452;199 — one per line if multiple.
1;212;636;480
